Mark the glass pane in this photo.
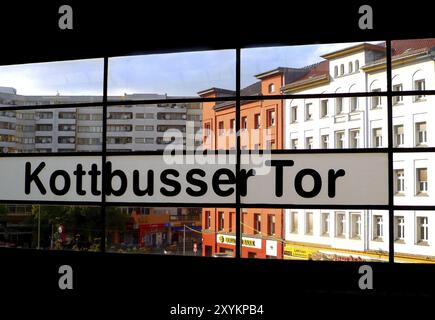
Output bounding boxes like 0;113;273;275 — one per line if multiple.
241;41;386;96
0;204;101;251
393;94;434;147
0;59;104;107
391;38;435;91
393;153;434;205
106;206;233;257
106;101;235;152
394;210;435;263
240;208;283;259
282;208;388;261
283;96;388;149
109;50;236;98
0;107;103;154
203;208;236;258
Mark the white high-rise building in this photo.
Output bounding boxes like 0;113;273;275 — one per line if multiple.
0;90;202;153
282;39;435;262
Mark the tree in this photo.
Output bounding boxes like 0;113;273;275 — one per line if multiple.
0;205;7;218
30;205;131;251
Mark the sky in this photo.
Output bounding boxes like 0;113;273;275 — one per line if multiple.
0;41;379;97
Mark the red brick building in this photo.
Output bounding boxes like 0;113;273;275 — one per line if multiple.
198;67;312;258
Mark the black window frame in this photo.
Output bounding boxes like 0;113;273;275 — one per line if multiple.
0;41;434;263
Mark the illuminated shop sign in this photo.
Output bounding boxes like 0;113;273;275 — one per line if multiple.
217;234;262;249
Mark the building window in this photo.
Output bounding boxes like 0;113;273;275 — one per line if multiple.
205;211;211;229
58;124;75;131
355;60;359;71
395;216;405;242
203;123;211;142
373;128;383;148
241;116;247;130
77;138;101;145
109;112;133;119
395;169;405;194
229;212;234;232
321;134;329;149
268;83;275;93
37;112;53;119
335;97;343;114
320;100;328;118
35;124;53;131
254;214;261;234
107;137;132;144
373;215;383;240
291;138;298;150
35;136;52;144
267;109;275;127
78;126;103;133
254;113;261;129
266;139;276;149
306;137;313;149
340;64;344;76
229;119;236;133
267;214;276;236
335;131;345;149
305;212;313;235
218;211;224;231
305;103;313;120
291;106;298;123
371;89;381;108
58;136;75;144
334;66;338;77
415;122;427;146
348;62;353;73
58;112;76;119
417;216;429;243
393;84;403;104
349;129;360;148
335;212;346;238
242;212;247;234
414;79;426;101
394;125;404;147
350;97;358;112
416;168;428;194
107;125;133;132
218;121;224;136
350;213;361;239
291;212;298;233
321;212;330;236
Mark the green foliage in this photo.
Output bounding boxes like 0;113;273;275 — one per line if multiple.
29;205;131;250
0;205;7;217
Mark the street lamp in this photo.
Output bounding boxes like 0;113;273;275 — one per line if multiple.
37;205;41;249
183;224;186;256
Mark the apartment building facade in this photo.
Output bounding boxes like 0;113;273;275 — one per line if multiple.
0;90;202;250
282;39;435;262
0;90;202;153
198;69;289;258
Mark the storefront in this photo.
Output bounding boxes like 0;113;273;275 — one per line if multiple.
215;233;281;259
139;223;170;249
